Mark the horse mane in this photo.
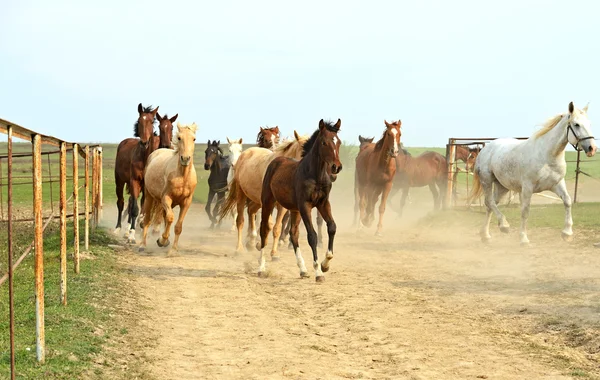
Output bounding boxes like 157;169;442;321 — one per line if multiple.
374;127;389;151
275;134;308;156
256;126;279;146
172;124;198;152
534;113;566;138
301;121;339;157
133;105;157;137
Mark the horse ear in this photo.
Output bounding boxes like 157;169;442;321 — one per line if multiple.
319;119;325;131
397;120;402;127
569;101;575;114
169;113;178;123
274;126;280;134
152;106;159;116
294;130;300;141
583;102;590;113
334;118;341;130
156;112;162;121
176;121;182;131
260;127;264;132
138;103;143;114
384;120;390;127
217;140;220;146
239;138;243;144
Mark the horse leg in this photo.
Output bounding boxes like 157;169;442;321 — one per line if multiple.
299;203;323;282
289;211;309;278
215;192;226;229
316;210;324;248
387;185;401;216
491;181;510;233
398;187;409;218
114;180;125;234
205;190;216;229
124;196;133;237
429;183;440;210
375;182;393;237
246;201;261;251
157;195;175;249
352;175;360;228
278;210;290;247
551;179;573;242
139;195;154;253
127;181;142;244
269;204;287;260
518;187;533;245
235;196;246;253
358;184;367;230
316;200;336;274
256;193;276;277
170;197;193;256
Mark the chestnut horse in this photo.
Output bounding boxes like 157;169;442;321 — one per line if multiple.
456;145;480;172
351;135;375;227
203;140;230;228
355;120;401;236
114;105;178;241
389;149;447;217
256;126;280;150
256;119;342;282
139;122;198;255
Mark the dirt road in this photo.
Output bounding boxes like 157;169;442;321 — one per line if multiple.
103;201;600;380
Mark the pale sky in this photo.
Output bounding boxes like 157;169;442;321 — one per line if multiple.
1;0;598;147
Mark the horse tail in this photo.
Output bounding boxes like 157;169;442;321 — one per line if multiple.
469;171;484;203
218;177;239;222
149;199;164;228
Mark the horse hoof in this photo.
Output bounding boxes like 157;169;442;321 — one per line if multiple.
245;241;255;250
255;242;262;251
480;236;492;244
138;247;145;253
157;238;170;248
287;242;293;250
375;231;383;237
113;228;121;235
315;276;326;283
499;226;510;234
321;265;330;273
520;241;530;247
300;272;310;278
257;271;266;278
561;232;574;242
271;256;281;262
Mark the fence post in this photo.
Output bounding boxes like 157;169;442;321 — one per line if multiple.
60;142;67;305
32;133;45;363
7;126;16;379
574;150;581;204
98;147;103;221
91;148;97;229
445;140;456;208
73;144;80;274
85;146;90;250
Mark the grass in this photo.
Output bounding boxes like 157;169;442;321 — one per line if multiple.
0;222;129;379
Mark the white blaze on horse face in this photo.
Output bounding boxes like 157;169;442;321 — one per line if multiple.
142;116;147;120
391;128;399;154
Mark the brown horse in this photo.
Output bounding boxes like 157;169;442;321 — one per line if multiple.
352;135;375;226
113;104;162;239
355;120;401;236
257;126;280;150
256;119;342;282
139;122;198;256
455;145;480;172
389;149;447;217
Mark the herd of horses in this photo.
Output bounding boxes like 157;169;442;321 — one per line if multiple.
114;101;596;281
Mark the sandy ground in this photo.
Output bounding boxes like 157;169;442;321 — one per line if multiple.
100;186;600;380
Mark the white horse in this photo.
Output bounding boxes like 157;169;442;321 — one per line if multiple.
226;137;244;231
471;101;595;245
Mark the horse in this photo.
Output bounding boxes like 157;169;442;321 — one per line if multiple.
256;119;342;282
355;120;401;236
352;135;375;226
455;145;480;172
218;131;308;256
388;149;447;217
226;137;244;231
139;122;198;255
470;101;596;245
256;126;280;150
203;140;230;228
114;104;170;240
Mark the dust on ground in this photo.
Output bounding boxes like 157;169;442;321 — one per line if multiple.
99;185;600;380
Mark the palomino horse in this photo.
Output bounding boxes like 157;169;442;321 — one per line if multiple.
471;101;596;245
355;120;401;236
226;137;244;231
204;140;230;228
389;149;447;216
114;104;175;241
256;126;280;150
139;122;198;255
218;132;307;256
256;119;342;282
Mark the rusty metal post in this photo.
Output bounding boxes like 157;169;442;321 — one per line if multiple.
32;133;45;363
84;146;90;250
60;142;67;305
574;150;581;204
0;158;4;221
7;126;16;379
98;147;103;221
47;154;54;215
445;140;456;208
91;148;97;228
73;144;80;274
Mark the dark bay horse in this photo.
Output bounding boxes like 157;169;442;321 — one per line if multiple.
256;119;342;282
355;120;401;236
389;149;447;216
204;140;231;228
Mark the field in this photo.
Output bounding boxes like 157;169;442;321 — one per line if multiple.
3;141;600;379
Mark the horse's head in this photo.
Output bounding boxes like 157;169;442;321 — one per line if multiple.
226;137;243;167
174;122;197;167
204;140;223;170
466;147;481;172
258;126;280;150
156;112;178;149
135;103;159;148
567;101;596;157
358;135;374;150
317;119;343;182
383;120;402;157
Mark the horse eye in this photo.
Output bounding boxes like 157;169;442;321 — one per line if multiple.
574;123;580;128
193;138;196;141
178;137;181;140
